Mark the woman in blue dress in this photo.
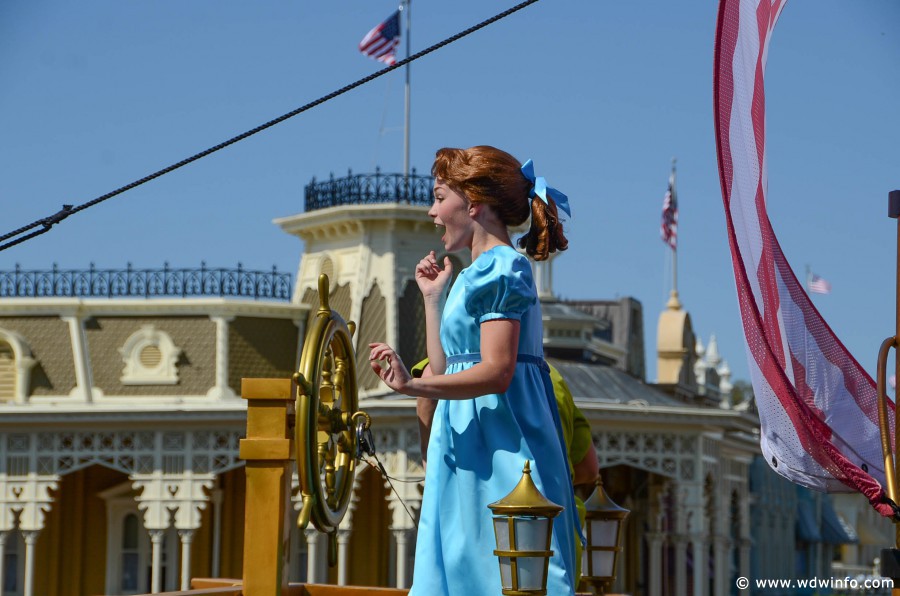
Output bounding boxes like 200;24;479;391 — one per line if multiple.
369;145;578;595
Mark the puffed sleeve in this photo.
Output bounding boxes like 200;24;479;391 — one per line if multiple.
463;249;536;324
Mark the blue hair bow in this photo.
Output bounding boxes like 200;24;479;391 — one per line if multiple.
520;159;571;217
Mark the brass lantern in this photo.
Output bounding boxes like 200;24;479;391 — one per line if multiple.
581;474;630;595
488;461;563;595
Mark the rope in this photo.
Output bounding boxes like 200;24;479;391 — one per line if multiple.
0;0;542;253
356;414;421;526
364;455;419;529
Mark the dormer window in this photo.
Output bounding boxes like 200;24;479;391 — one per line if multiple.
0;341;14;402
320;256;336;281
0;329;36;403
119;325;181;385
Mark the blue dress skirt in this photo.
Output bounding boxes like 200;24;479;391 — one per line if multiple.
410;245;578;596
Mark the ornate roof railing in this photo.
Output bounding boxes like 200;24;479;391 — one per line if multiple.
0;263;292;301
304;168;434;212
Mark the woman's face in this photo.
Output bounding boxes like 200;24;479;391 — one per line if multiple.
429;179;474;252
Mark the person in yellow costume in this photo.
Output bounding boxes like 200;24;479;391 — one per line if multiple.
412;358;599;584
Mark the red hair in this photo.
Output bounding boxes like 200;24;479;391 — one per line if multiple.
431;145;568;260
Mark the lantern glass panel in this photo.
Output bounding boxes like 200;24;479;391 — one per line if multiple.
498;556;513;589
493;517;510;550
513;517;550;551
517;557;547;591
589;518;619;547
590;550;615;577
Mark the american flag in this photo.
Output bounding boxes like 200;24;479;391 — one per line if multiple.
359;11;401;66
807;273;832;295
714;0;893;516
660;165;677;250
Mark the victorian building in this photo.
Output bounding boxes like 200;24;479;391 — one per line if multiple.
0;170;883;596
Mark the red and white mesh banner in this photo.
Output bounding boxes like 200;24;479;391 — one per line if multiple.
713;0;896;516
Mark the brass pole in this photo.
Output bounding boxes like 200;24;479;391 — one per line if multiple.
885;190;900;556
239;378;295;596
883;191;900;596
877;337;897;504
892;190;900;553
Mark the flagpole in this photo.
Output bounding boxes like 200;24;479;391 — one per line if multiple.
403;0;411;178
672;239;677;295
671;157;678;296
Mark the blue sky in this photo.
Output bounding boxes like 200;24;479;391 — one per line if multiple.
1;0;898;386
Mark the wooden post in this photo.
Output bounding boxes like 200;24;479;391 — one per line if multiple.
240;378;295;596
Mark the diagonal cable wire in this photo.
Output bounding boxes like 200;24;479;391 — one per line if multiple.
364;455;419;528
0;0;541;253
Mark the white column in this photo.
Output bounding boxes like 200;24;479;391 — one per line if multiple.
0;531;7;594
305;528;321;584
674;535;688;596
532;256;555;299
384;236;401;353
692;538;707;596
337;529;352;586
647;532;664;596
179;529;194;590
671;482;691;596
149;529;165;593
62;315;93;402
713;536;730;596
738;494;752;596
12;351;35;404
739;538;751;596
211;487;224;578
22;530;39;596
207;316;236;400
393;528;412;589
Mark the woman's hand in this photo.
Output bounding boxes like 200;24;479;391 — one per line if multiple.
369;343;413;394
415;251;453;300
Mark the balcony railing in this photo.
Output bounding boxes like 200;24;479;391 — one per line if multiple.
0;263;292;301
304;168;434;212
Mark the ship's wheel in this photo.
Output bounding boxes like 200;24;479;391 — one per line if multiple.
294;274;369;564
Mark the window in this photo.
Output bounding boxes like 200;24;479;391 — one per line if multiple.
0;343;13;402
139;346;162;369
121;514;140;592
119;325;181;385
0;330;35;404
2;531;23;596
103;482;180;595
320;256;336;282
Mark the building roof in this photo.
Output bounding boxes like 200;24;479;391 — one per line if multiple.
547;358;684;408
541;301;602;323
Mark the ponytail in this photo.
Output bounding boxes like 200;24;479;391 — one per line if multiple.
517;195;569;261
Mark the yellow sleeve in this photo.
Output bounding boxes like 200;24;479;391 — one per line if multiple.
410;357;430;379
569;404;592;466
549;365;575;454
